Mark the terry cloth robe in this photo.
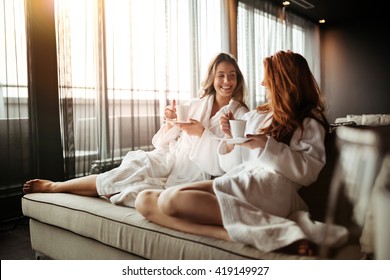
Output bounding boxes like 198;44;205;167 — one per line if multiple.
213;110;328;252
96;94;249;207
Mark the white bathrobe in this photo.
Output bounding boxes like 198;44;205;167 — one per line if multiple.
96;94;249;207
214;110;328;252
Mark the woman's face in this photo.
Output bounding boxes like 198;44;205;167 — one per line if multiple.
261;79;271;101
213;61;237;99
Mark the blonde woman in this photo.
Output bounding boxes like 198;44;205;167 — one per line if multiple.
23;53;249;207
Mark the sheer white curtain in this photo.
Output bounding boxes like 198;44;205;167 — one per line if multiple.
55;0;230;177
0;0;30;188
0;0;28;118
237;0;320;109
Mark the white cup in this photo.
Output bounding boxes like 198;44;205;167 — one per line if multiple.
176;104;190;122
229;119;247;138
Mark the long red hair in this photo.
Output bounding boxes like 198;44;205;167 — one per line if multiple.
257;50;328;143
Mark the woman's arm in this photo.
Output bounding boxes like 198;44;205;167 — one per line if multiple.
188;103;249;176
258;118;327;186
152;100;181;150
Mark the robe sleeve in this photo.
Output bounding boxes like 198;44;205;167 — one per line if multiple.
217;142;246;171
189;128;224;176
233;106;250;119
258;118;326;186
152;124;181;151
189;105;250;177
217;110;262;172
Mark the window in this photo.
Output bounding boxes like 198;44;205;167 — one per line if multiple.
237;0;320;109
55;0;229;176
0;0;28;117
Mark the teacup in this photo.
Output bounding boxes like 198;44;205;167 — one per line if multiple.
176;104;190;122
229;119;247;138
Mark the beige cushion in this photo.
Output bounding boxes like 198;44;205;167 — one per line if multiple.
22;193;310;260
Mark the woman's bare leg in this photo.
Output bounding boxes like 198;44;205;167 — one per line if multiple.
135;187;230;241
158;180;223;225
22;175;99;196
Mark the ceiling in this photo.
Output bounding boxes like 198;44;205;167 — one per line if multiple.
269;0;368;25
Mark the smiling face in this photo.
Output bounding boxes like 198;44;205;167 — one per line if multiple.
213;61;237;99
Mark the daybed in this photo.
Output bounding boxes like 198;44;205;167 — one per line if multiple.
21;123;389;260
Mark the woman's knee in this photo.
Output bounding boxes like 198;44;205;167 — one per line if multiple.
157;188;182;216
135;190;158;218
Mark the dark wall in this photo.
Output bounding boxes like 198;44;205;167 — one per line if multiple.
321;22;390;122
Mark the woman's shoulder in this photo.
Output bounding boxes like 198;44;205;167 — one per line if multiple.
302;117;326;128
187;96;205;107
301;117;327;136
243;110;270;121
228;99;249;113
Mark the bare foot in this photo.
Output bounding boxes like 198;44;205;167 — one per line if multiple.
23;179;58;194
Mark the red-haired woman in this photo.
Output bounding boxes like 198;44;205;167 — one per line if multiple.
135;50;347;252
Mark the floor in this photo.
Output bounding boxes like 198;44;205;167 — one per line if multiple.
0;216;36;260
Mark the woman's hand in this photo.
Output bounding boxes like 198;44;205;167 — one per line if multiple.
220;110;234;138
164;99;176;130
164;99;177;121
175;119;205;137
240;134;268;149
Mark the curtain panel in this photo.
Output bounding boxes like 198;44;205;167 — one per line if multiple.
0;0;63;221
0;0;29;187
0;0;30;221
